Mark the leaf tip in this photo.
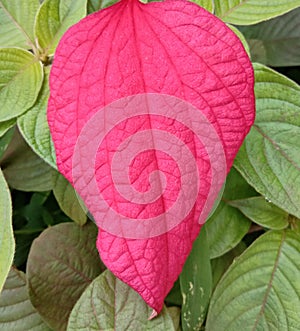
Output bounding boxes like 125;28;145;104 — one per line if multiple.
148;309;158;320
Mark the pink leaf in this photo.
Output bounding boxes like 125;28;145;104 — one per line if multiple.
47;0;255;314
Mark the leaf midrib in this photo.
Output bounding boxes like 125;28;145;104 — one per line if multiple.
251;231;286;331
253;124;300;172
220;0;249;19
0;2;35;49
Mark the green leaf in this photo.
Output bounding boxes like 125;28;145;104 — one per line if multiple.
18;67;56;169
180;225;212;330
165;279;182;307
190;0;214;12
87;0;101;12
52;174;87;226
229;196;289;230
27;222;105;331
206;168;254;259
211;242;246;291
0;268;51;331
35;0;87;55
239;8;300;67
0;119;16;138
67;269;176;331
206;230;300;331
235;64;300;219
223;167;258;200
214;1;300;25
0;8;28;48
206;202;250;258
0;48;43;121
12;191;71;268
0;127;14;159
168;307;181;331
87;0;117;13
0;169;14;293
1;130;55;192
0;0;39;48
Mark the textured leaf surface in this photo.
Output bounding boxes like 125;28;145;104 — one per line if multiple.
1;130;55;192
0;268;51;331
18;67;56;168
0;7;28;48
35;0;87;55
0;169;14;293
27;222;105;331
180;225;212;330
67;270;176;331
206;230;300;331
53;174;87;225
0;48;43;121
48;0;255;312
239;8;300;67
235;64;300;219
214;0;300;25
0;0;39;47
229;196;289;230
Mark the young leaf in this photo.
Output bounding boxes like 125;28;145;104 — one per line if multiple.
206;230;300;331
239;8;300;67
0;168;14;293
67;270;176;331
0;48;43;121
229;196;289;230
27;222;105;331
48;0;255;313
180;225;212;330
18;67;57;169
214;0;300;25
35;0;87;55
235;64;300;219
0;268;51;331
0;0;39;48
1;130;55;192
52;173;87;225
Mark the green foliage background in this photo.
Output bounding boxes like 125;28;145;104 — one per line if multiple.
0;0;300;330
